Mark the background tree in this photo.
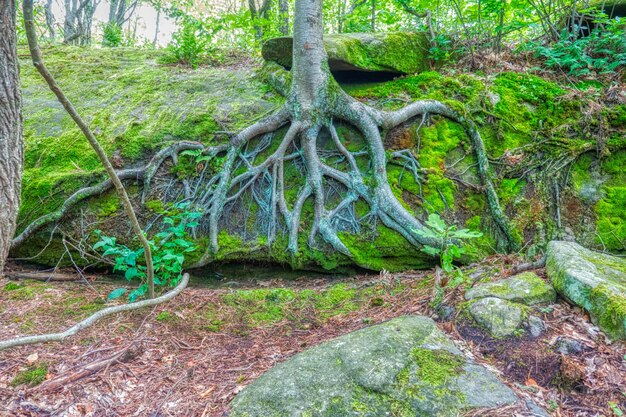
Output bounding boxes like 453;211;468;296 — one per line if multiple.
0;0;24;277
63;0;100;45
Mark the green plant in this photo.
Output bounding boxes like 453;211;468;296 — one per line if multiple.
428;34;455;63
415;213;483;275
11;364;48;387
527;15;626;76
94;202;201;302
160;17;211;68
610;402;624;417
102;22;123;47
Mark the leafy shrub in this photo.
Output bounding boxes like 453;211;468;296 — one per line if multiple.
528;16;626;76
160;17;210;68
93;202;201;302
415;213;482;275
102;22;123;47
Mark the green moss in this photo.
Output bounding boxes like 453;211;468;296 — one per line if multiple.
89;191;121;217
589;284;626;339
11;364;48;387
4;282;21;291
156;311;176;322
340;224;434;271
410;348;464;386
595;186;626;250
18;45;281;234
5;281;50;301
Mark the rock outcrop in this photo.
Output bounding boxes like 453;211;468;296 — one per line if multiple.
546;241;626;339
230;315;544;416
465;272;556;305
464;272;554;338
262;32;431;74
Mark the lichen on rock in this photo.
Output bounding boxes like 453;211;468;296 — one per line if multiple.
465;272;556;305
229;315;542;416
546;240;626;339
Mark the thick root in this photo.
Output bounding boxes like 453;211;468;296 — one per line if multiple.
14;88;521;268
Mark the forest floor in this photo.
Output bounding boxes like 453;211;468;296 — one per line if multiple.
0;258;625;417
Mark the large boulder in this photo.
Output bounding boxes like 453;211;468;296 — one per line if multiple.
262;32;431;74
465;272;556;305
230;315;542;416
466;297;528;338
546;241;626;339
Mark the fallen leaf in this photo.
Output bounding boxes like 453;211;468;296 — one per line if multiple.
26;353;38;364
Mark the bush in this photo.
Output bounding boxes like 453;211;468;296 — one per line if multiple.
160;17;210;68
528;16;626;76
102;23;123;47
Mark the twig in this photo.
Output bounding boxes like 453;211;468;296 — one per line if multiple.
0;273;189;350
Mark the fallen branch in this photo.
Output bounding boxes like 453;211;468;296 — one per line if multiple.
36;342;144;392
8;271;81;282
0;273;189;350
509;255;546;275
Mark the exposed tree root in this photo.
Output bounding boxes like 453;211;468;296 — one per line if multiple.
0;273;189;350
13;85;521;264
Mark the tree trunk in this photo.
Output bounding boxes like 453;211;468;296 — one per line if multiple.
0;0;24;276
45;0;56;41
278;0;289;35
290;0;330;111
153;6;161;45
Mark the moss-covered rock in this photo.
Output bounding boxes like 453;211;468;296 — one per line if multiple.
465;272;556;305
262;32;431;74
466;297;529;338
546;240;626;340
229;315;540;416
14;46;626;272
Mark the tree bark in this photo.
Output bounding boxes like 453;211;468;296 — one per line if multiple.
0;0;24;277
278;0;289;35
45;0;56;41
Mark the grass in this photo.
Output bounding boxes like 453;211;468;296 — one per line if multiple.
11;364;48;387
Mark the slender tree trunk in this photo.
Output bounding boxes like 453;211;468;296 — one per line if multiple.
371;0;376;31
0;0;24;277
278;0;289;35
45;0;56;41
153;6;161;45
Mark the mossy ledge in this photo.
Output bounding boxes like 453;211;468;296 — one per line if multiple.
12;45;626;272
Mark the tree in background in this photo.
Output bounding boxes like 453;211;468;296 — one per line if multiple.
63;0;100;45
0;0;24;277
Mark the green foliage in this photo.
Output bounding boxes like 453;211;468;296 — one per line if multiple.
415;214;482;274
93;202;201;302
102;23;123;47
527;16;626;76
11;364;48;387
161;17;210;68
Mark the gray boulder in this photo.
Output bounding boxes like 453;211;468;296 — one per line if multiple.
262;32;431;74
465;272;556;305
546;241;626;340
230;316;540;416
467;297;528;338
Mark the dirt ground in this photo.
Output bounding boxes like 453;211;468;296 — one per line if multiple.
0;258;625;417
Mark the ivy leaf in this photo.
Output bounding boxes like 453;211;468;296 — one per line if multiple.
107;288;127;301
420;245;440;256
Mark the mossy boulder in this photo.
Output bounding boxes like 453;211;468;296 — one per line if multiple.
262;32;431;74
14;46;626;273
546;240;626;340
229;315;543;416
465;272;556;305
467;297;530;338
